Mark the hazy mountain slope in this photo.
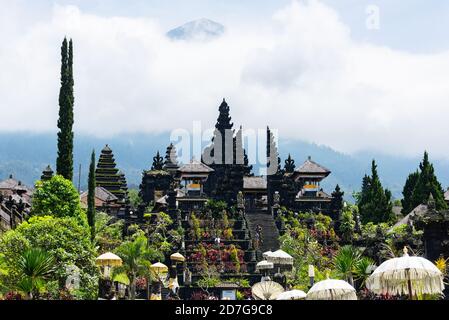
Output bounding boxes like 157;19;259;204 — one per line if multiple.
0;133;447;200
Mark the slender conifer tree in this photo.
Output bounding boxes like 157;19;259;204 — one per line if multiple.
87;150;96;240
56;38;74;181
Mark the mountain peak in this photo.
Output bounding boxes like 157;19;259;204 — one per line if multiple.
166;18;225;41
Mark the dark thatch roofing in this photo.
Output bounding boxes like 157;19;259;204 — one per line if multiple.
101;144;113;153
391;204;428;229
178;159;214;173
244;176;267;190
295;157;330;175
144;169;170;176
80;186;118;202
0;177;20;189
0;176;31;193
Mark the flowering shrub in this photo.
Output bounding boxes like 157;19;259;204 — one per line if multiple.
190;291;209;300
222;228;233;240
187;243;244;265
135;277;147;290
358;288;402;300
4;292;22;300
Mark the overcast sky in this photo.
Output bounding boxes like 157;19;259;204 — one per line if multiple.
1;0;449;159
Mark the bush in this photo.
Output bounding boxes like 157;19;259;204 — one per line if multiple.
0;216;98;299
32;175;87;225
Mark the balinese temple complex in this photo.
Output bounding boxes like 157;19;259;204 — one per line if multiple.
85;99;344;298
100;99;339;227
4;98;449;300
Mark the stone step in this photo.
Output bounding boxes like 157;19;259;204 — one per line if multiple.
245;210;280;255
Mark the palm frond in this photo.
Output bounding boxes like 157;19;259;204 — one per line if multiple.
18;248;56;280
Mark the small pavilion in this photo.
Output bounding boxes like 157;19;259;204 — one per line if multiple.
176;159;214;211
292;156;332;211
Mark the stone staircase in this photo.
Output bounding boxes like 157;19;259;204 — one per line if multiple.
245;210;280;259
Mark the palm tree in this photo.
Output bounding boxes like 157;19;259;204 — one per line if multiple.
333;245;376;290
333;245;362;286
354;256;376;287
17;248;55;299
114;235;160;299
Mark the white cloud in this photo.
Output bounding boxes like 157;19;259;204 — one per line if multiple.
1;0;449;159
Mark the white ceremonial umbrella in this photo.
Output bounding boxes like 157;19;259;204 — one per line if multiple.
256;260;274;271
276;289;307;300
306;279;357;300
263;251;273;259
266;249;294;265
252;281;285;300
366;247;444;299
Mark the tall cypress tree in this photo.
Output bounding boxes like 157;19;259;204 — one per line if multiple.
401;170;419;214
56;38;74;181
410;152;447;210
87;150;96;241
358;160;394;224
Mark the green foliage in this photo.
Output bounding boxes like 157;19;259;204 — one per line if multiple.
354;256;375;287
401;171;419;214
94;212;124;252
0;216;98;299
32;175;86;225
236;290;244;300
362;222;390;238
229;245;240;273
339;208;355;243
112;272;130;286
196;265;220;294
332;245;375;289
333;245;362;286
196;276;220;290
114;234;161;299
228;278;250;287
16;248;56;299
410;152;447;211
357;160;395;224
87;150;96;241
223;211;230;229
191;213;202;240
387;224;408;237
56;38;74;181
128;189;142;208
279;226;336;289
223;228;233;240
146;212;175;254
205;199;228;219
